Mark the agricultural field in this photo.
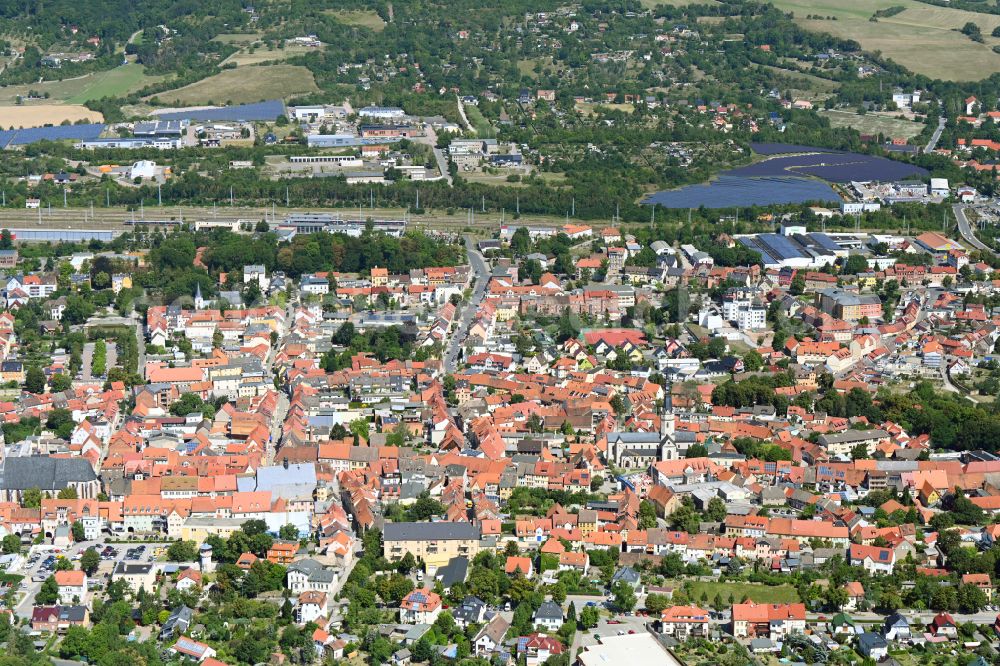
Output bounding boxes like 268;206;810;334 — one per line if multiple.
682;581;801;605
326;9;386;31
0;104;102;127
768;0;1000;80
146;64;319;106
0;64;162;105
819;109;926;139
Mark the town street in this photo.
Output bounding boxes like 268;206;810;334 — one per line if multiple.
954;204;994;254
444;235;489;373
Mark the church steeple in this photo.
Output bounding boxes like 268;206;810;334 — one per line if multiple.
660;382;677;460
194;282;206;310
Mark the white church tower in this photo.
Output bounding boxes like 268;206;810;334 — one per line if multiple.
659;384;678;461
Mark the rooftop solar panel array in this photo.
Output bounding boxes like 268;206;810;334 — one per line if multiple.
153;99;286;122
738;237;780;265
809;232;842;252
0;123;104;148
759;233;804;261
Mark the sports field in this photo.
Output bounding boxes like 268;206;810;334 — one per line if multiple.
147;64;319;106
0;64;162;105
0;104;102;127
769;0;1000;80
820;109;926;139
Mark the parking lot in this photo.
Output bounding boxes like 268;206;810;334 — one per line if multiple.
12;539;170;619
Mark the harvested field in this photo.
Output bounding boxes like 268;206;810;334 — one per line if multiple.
0;104;102;127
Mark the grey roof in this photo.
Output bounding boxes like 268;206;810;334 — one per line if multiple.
288;558;337;583
818;429;890;446
533;601;563;621
435;556;469;588
0;456;97;491
611;566;641;585
452;596;486;622
383;522;481;542
114;562;153;575
606;432;660;444
859;632;888;651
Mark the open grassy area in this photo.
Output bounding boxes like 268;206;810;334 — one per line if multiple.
819;109;926;139
641;0;717;6
760;64;840;93
464;104;493;135
517;57;555;77
769;0;1000;80
575;102;636;115
0;64;163;105
326;10;386;31
211;32;262;45
223;44;320;67
147;64;319;106
683;581;801;605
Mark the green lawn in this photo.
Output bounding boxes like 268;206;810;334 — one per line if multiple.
684;581;800;605
0;63;163;105
464;104;493;136
65;64;161;103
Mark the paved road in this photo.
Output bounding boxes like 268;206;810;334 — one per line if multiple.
954;204;995;254
80;342;94;380
444;236;489;373
416;124;453;186
134;315;146;372
456;95;474;134
925;116;947;153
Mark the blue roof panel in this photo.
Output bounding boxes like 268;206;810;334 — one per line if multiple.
154;100;286;122
0;123;104;148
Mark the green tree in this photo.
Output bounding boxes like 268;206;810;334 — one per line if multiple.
742;350;764;372
638;500;658;529
790;272;805;295
22;487;41;508
278;524;299;541
166;540;199;562
80;548;100;575
24;366;45;393
706;497;727;522
958;582;988;613
579;605;600;629
70;520;85;542
1;534;20;554
612;580;636;612
58;486;78;500
35;575;59;604
644;592;670;615
841;254;868;275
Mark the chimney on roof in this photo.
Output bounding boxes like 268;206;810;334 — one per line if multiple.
282;457;289;469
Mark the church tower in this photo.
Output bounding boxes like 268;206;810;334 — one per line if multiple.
660;384;677;461
194;282;207;310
